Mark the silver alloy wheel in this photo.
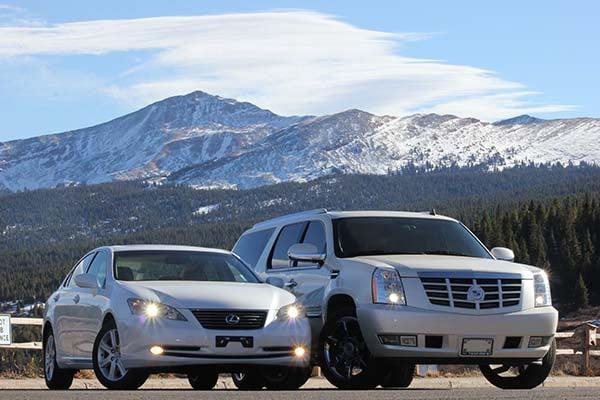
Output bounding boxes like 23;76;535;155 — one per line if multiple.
97;328;127;382
45;334;56;381
323;316;369;380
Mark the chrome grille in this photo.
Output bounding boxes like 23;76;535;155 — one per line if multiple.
420;276;522;310
191;309;268;330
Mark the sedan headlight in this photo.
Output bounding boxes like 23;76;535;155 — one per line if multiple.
533;272;552;307
277;302;306;320
372;268;406;305
127;298;187;321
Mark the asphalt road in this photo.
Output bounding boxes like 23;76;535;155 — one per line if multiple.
2;377;600;399
0;388;599;400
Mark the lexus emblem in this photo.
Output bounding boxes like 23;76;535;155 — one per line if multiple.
467;285;485;302
225;314;240;325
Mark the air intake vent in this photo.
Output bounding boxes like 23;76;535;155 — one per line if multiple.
191;310;268;330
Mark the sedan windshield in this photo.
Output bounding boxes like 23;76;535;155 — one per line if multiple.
113;250;260;282
333;217;492;259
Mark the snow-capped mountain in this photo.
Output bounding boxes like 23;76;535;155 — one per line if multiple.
1;91;599;191
0;91;306;191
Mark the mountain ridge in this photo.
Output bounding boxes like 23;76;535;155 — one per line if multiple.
1;90;599;191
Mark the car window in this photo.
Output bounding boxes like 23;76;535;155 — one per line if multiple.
67;253;95;288
87;251;109;287
268;222;307;269
297;221;326;266
232;228;275;269
113;251;260;283
332;217;492;259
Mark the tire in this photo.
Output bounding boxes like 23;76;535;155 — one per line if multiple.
43;328;75;390
188;367;219;390
92;319;149;390
231;371;265;390
318;307;378;389
379;363;415;388
479;339;556;389
261;366;312;390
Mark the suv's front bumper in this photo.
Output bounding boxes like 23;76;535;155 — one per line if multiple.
357;304;558;363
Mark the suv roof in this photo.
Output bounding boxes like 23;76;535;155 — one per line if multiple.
252;209;457;230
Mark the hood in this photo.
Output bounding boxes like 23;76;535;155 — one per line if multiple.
117;281;296;310
350;254;538;279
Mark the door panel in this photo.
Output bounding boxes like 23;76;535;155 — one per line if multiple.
74;250;110;359
54;253;94;362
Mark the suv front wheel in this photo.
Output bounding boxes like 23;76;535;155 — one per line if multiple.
318;307;378;389
479;339;556;389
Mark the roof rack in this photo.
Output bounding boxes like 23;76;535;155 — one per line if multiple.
253;208;328;229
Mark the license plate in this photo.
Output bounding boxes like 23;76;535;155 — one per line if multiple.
216;336;253;348
461;338;493;356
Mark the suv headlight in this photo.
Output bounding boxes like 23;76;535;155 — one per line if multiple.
372;268;406;305
127;298;187;321
533;272;552;307
277;302;306;320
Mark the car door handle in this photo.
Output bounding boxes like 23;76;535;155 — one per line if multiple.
73;294;80;304
284;279;298;289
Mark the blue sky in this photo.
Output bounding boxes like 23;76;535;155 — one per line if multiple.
0;0;598;141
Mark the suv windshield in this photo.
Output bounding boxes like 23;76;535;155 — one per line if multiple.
113;250;260;283
332;217;492;259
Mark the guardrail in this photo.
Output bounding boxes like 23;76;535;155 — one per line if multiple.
1;318;599;375
0;316;42;350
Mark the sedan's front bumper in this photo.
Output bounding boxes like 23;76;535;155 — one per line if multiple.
357;304;558;363
117;310;311;369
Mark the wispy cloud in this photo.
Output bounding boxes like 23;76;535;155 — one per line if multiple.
0;3;43;27
0;10;574;120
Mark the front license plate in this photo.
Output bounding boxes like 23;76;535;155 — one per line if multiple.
461;338;493;356
216;336;254;348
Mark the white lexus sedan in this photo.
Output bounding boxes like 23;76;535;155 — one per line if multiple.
43;245;311;390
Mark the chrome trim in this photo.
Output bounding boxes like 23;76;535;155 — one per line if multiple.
417;271;523;280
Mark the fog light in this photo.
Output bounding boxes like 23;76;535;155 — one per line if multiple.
150;345;164;355
378;334;417;347
400;335;418;347
528;336;549;348
293;346;306;358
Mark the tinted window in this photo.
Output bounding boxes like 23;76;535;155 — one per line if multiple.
333;217;492;259
113;251;259;283
269;222;307;269
298;221;326;266
87;251;109;287
232;228;275;268
67;253;95;288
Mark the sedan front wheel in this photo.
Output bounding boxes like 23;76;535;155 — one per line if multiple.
92;319;148;390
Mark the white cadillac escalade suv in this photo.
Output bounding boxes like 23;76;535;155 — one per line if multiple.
233;209;558;390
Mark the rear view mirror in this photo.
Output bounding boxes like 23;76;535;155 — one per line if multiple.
491;247;515;262
75;273;100;289
288;243;326;264
266;277;285;288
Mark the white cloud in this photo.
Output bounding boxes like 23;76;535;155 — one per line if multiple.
0;10;574;120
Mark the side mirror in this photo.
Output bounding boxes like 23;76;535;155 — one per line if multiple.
288;243;326;264
491;247;515;262
75;273;100;289
266;277;285;288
